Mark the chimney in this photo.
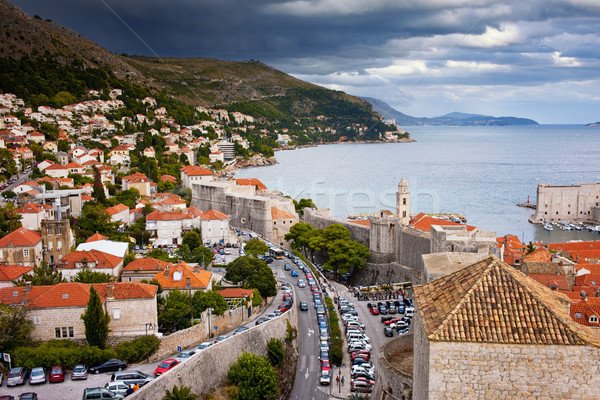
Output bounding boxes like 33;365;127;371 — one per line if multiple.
25;282;32;293
581;290;588;302
164;267;169;278
107;283;114;299
186;277;191;288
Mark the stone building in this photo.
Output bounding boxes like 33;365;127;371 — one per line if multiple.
412;256;600;400
121;257;172;283
0;282;158;341
532;182;600;223
0;227;43;267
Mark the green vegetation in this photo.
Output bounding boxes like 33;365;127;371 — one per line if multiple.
13;261;66;286
192;290;228;316
81;287;110;349
266;338;285;367
0;304;33;353
0;203;22;238
243;238;269;257
293;198;317;218
227;352;279;400
74;269;113;284
225;256;277;298
163;385;199;400
325;297;343;366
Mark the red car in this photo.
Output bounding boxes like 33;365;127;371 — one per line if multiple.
154;359;178;376
384;318;401;325
320;360;331;373
351;351;370;361
48;366;64;383
370;306;380;315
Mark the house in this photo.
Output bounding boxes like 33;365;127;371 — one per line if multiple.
0;265;34;288
409;212;477;232
27;131;45;144
145;210;199;246
152;261;212;295
160;174;177;184
209;151;224;163
43;141;58;153
86;232;108;243
121;257;172;283
271;207;299;247
15;202;54;230
45;164;69;178
143;147;155;158
109;152;130;166
180;165;213;189
122;172;153;197
57;249;124;280
155;196;187;212
105;203;130;225
200;209;234;245
0;282;157;341
76;239;129;260
412;256;600;400
0;228;43;266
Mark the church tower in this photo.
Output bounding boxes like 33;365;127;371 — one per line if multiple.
396;177;410;225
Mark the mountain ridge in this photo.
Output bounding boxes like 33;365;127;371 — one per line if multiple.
362;97;539;126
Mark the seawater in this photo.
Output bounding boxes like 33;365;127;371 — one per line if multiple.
235;125;600;243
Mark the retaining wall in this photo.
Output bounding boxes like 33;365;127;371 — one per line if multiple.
304;208;370;248
131;305;298;399
375;333;413;400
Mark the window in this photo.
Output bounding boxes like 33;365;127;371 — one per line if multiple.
57;241;62;251
274;221;276;225
403;198;407;205
62;327;67;337
55;328;61;338
56;227;61;235
69;327;74;337
575;312;583;318
30;316;41;324
48;241;53;250
47;227;52;235
114;308;121;319
23;249;29;258
590;316;599;323
402;211;407;218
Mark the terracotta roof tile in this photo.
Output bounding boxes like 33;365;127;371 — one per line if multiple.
217;288;254;299
522;247;552;263
348;219;370;227
16;203;52;214
410;214;477;232
270;207;295;220
528;274;571;291
123;257;171;272
233;178;267;191
180;165;213;176
0;265;33;281
0;228;42;247
86;233;109;243
152;261;211;289
105;203;129;216
59;250;122;269
146;211;193;221
413;256;600;346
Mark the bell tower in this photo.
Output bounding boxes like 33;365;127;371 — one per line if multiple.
396;176;410;225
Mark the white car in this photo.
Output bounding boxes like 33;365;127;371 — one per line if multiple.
224;248;231;255
319;369;331;385
175;350;196;363
105;381;131;395
197;341;213;350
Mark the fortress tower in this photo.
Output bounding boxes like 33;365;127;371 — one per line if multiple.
396;177;410;225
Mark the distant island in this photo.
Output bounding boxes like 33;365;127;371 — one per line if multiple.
586;122;600;126
363;97;539;126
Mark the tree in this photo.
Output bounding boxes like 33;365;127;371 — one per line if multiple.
158;289;192;333
227;352;279;400
176;244;213;266
13;261;65;286
74;269;112;284
526;241;536;255
325;239;370;276
81;286;110;349
92;167;106;203
163;385;199;400
192;290;228;316
293;198;317;217
0;203;22;237
225;256;277;298
266;338;285;367
284;222;314;254
244;238;269;257
0;148;17;181
0;304;33;352
323;224;350;243
182;231;201;250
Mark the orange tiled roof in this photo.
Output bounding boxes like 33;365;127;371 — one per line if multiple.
152;261;211;289
160;174;177;183
570;300;600;327
123;172;151;183
146;211;193;221
413;256;600;346
0;228;42;247
160;197;186;206
217;288;254;299
86;232;109;243
0;282;156;308
271;207;296;220
123;257;171;272
180;165;213;176
59;250;122;269
0;265;33;281
575;273;600;287
16;203;52;214
105;203;129;216
522;247;552;263
201;209;229;220
233;178;267;191
348;219;370;227
548;241;600;253
528;274;570;291
410;214;477;232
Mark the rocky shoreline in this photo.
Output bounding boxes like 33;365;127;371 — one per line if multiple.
275;136;416;152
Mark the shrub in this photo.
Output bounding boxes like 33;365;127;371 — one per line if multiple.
325;297;343;366
116;335;161;363
10;341;116;369
227;352;279;400
266;338;285;367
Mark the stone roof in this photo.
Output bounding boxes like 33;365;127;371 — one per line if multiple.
414;256;600;346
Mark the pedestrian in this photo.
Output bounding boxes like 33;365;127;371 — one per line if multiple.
336;375;340;384
341;376;345;385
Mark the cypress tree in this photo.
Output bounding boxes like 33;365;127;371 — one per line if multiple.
81;286;110;348
92;167;106;203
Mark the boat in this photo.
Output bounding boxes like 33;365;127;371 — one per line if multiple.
543;223;553;231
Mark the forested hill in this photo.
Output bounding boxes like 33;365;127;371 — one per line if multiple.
0;0;398;142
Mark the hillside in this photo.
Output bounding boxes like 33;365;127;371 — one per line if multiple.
363;97;539;126
0;0;391;141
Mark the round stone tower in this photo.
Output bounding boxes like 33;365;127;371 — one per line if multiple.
396;177;410;225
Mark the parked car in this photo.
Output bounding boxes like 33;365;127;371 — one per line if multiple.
49;366;64;383
297;279;306;288
82;387;124;400
384;327;394;337
319;369;331;385
105;381;131;396
233;327;249;335
216;335;230;343
111;371;152;387
197;341;213;350
6;367;28;387
71;365;88;380
352;357;369;365
175;350;196;363
29;367;46;385
90;359;127;374
397;326;410;335
255;317;268;325
369;306;380;315
351;377;375;393
18;394;37;400
154;359;179;377
284;264;291;271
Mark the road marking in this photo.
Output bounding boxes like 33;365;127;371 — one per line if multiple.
308;328;314;337
305;368;310;379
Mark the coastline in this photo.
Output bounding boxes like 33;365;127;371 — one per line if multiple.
274;137;416;152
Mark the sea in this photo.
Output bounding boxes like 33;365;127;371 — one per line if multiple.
235;125;600;243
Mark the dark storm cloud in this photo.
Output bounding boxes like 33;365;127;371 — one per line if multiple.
8;0;600;123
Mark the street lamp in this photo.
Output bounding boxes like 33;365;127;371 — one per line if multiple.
145;323;154;363
186;277;193;326
242;294;247;322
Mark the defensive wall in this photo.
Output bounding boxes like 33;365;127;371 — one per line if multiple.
304;208;371;248
396;225;430;282
374;333;413;400
532;182;600;224
132;304;298;399
191;181;273;240
149;302;266;363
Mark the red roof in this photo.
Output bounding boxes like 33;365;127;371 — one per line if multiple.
201;209;229;220
522;247;552;263
0;265;33;282
180;165;213;176
160;174;177;183
233;178;267;191
570;300;600;327
16;203;52;214
123;172;151;183
86;232;109;243
123;257;171;272
409;214;477;232
348;219;370;227
528;274;570;291
0;282;156;308
217;288;254;299
152;261;211;289
105;203;129;216
0;228;42;247
59;250;122;269
146;211;193;221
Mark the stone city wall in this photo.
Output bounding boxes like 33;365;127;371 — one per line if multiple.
149;301;269;363
396;225;430;280
352;262;416;285
131;305;298;400
374;333;413;400
427;341;600;399
304;208;370;248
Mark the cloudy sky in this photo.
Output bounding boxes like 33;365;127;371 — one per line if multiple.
12;0;600;124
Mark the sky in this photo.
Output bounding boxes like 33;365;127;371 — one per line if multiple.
11;0;600;124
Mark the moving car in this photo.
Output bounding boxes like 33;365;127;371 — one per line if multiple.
29;367;46;385
291;269;298;277
18;394;38;400
300;301;309;311
175;350;196;363
216;335;230;343
154;359;178;377
71;365;88;380
49;366;64;383
255;317;268;325
90;359;127;374
233;327;249;335
297;279;306;287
